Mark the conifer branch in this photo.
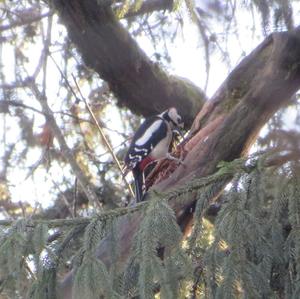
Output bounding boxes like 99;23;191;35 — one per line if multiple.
0;203;145;227
0;151;297;227
0;158;243;228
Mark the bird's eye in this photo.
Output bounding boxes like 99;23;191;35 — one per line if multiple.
177;116;181;123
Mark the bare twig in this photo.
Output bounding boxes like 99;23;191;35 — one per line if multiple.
49;54;134;197
72;75;135;198
195;8;210;92
49;55;80;102
0;99;44;115
31;13;53;81
0;81;31;90
0;11;52;32
0;99;118;128
24;149;48;181
29;81;102;210
73;178;78;217
52;179;75;218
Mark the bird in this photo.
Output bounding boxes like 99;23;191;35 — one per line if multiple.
123;107;184;203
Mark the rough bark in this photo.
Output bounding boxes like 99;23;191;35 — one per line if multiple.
57;28;300;299
158;30;300;192
52;0;206;126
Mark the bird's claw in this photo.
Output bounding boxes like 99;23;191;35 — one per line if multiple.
166;153;185;165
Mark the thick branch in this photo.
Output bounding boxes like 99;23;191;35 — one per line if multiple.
52;0;206;126
158;30;300;193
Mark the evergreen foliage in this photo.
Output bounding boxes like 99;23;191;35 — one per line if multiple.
72;218;117;299
2;155;300;298
0;220;32;297
123;195;192;298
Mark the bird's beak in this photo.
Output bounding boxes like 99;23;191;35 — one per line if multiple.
174;122;185;138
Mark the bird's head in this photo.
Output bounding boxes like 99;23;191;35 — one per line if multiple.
161;107;184;136
161;107;184;128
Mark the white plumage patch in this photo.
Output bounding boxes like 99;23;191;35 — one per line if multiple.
135;120;163;146
133;147;148;153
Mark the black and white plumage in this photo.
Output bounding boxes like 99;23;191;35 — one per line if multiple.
124;107;184;203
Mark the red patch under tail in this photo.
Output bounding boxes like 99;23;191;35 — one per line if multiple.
139;156;154;171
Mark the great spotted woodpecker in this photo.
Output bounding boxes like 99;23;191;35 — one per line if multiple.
124;107;184;202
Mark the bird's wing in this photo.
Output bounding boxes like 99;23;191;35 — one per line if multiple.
124;116;168;170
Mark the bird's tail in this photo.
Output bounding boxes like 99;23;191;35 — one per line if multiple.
132;168;144;203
